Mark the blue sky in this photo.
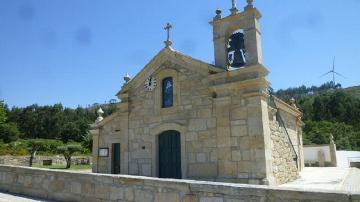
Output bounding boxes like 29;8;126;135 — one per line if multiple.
0;0;359;108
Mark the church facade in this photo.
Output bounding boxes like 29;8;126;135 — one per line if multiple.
91;0;304;185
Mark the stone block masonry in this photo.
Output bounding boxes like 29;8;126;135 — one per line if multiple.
0;165;358;202
0;155;92;167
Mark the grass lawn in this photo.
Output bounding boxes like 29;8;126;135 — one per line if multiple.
33;164;92;170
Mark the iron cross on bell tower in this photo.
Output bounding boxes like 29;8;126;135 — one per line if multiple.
164;22;173;48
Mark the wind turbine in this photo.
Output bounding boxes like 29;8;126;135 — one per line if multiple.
320;57;346;85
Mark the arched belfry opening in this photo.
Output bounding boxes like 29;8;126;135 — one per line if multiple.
210;0;262;70
227;29;246;68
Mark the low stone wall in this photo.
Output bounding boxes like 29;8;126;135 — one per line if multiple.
0;165;359;202
0;155;92;166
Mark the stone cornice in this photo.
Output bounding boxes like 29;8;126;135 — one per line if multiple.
117;102;129;112
209;77;269;95
243;92;303;120
272;96;303;118
118;93;128;102
213;96;231;105
116;48;167;96
210;7;261;26
208;64;269;81
172;50;224;73
117;48;223;96
243;90;269;99
93;111;120;129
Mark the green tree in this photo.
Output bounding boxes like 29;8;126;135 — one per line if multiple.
0;101;20;143
60;122;81;143
0;101;6;124
0;122;20;143
276;84;360;151
303;121;360;150
26;139;47;167
297;96;313;121
56;145;82;168
5;102;118;142
81;132;93;152
312;96;327;121
75;118;91;141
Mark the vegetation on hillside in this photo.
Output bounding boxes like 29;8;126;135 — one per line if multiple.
345;85;360;99
0;101;20;143
0;82;359;154
275;82;360;151
0;100;117;155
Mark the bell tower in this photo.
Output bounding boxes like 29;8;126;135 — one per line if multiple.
211;0;262;70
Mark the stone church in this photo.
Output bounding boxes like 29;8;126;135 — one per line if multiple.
91;0;304;185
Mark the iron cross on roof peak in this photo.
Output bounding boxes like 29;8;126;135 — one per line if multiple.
164;22;173;48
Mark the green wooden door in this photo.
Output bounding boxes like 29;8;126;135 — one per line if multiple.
112;143;121;174
159;131;181;179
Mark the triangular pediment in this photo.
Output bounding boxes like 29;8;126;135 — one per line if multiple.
117;48;223;96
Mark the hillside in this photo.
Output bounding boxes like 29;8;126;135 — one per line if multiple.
345;85;360;100
274;83;360;151
1;83;359;151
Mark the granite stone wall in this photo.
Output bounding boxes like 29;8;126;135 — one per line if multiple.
0;165;358;202
268;114;298;184
0;156;92;166
92;49;304;185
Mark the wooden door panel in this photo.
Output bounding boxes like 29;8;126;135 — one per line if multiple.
112;143;121;174
159;131;181;179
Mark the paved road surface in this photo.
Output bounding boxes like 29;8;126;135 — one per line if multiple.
0;192;50;202
280;167;360;193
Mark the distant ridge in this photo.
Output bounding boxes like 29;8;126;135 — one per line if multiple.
345;85;360;99
274;83;360;103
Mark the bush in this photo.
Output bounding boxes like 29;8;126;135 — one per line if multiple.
0;123;20;143
37;139;63;155
81;132;92;153
0;140;29;156
303;121;360;150
0;138;90;156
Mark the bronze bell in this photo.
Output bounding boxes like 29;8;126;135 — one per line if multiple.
227;32;246;68
232;49;246;67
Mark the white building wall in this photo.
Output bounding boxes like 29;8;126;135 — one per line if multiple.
336;151;360;168
304;146;331;162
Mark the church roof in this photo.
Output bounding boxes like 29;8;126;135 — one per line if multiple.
116;47;224;96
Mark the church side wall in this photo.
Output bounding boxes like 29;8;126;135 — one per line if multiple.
269;109;299;184
94;114;129;174
280;110;304;170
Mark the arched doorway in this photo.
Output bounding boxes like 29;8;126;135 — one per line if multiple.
158;130;181;179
